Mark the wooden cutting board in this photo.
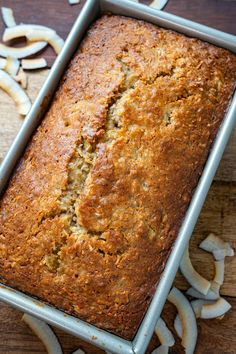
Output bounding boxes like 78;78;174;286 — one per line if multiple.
0;1;236;353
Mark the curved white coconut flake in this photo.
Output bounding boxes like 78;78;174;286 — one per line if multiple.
27;30;64;54
0;69;31;115
4;57;20;76
211;281;221;295
214;260;225;285
186;282;220;301
200;298;231;319
151;345;169;354
68;0;81;4
149;0;169;10
199;234;228;252
174;297;226;339
213;249;226;261
1;7;16;27
0;41;47;58
0;56;20;77
3;24;56;42
0;58;7;69
22;314;63;354
168;287;197;354
227;247;234;257
3;25;64;54
213;249;233;261
180;247;211;295
14;69;28;89
174;315;183;338
199;234;234;260
191;299;213;318
154;317;175;347
72;349;85;354
21;58;47;70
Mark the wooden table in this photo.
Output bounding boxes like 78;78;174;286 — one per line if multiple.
0;1;235;353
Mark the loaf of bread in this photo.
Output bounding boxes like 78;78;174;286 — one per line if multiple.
0;14;236;339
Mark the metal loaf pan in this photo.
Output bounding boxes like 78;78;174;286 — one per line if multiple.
0;1;236;353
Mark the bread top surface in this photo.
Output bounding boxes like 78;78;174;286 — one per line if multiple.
0;14;236;339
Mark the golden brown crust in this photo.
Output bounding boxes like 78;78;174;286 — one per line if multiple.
0;14;236;339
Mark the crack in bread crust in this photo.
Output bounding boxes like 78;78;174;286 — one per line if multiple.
56;54;193;244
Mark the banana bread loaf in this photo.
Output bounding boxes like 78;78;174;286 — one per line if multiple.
0;14;236;339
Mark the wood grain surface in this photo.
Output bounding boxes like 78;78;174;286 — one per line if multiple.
0;0;235;353
1;298;236;354
175;182;236;297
